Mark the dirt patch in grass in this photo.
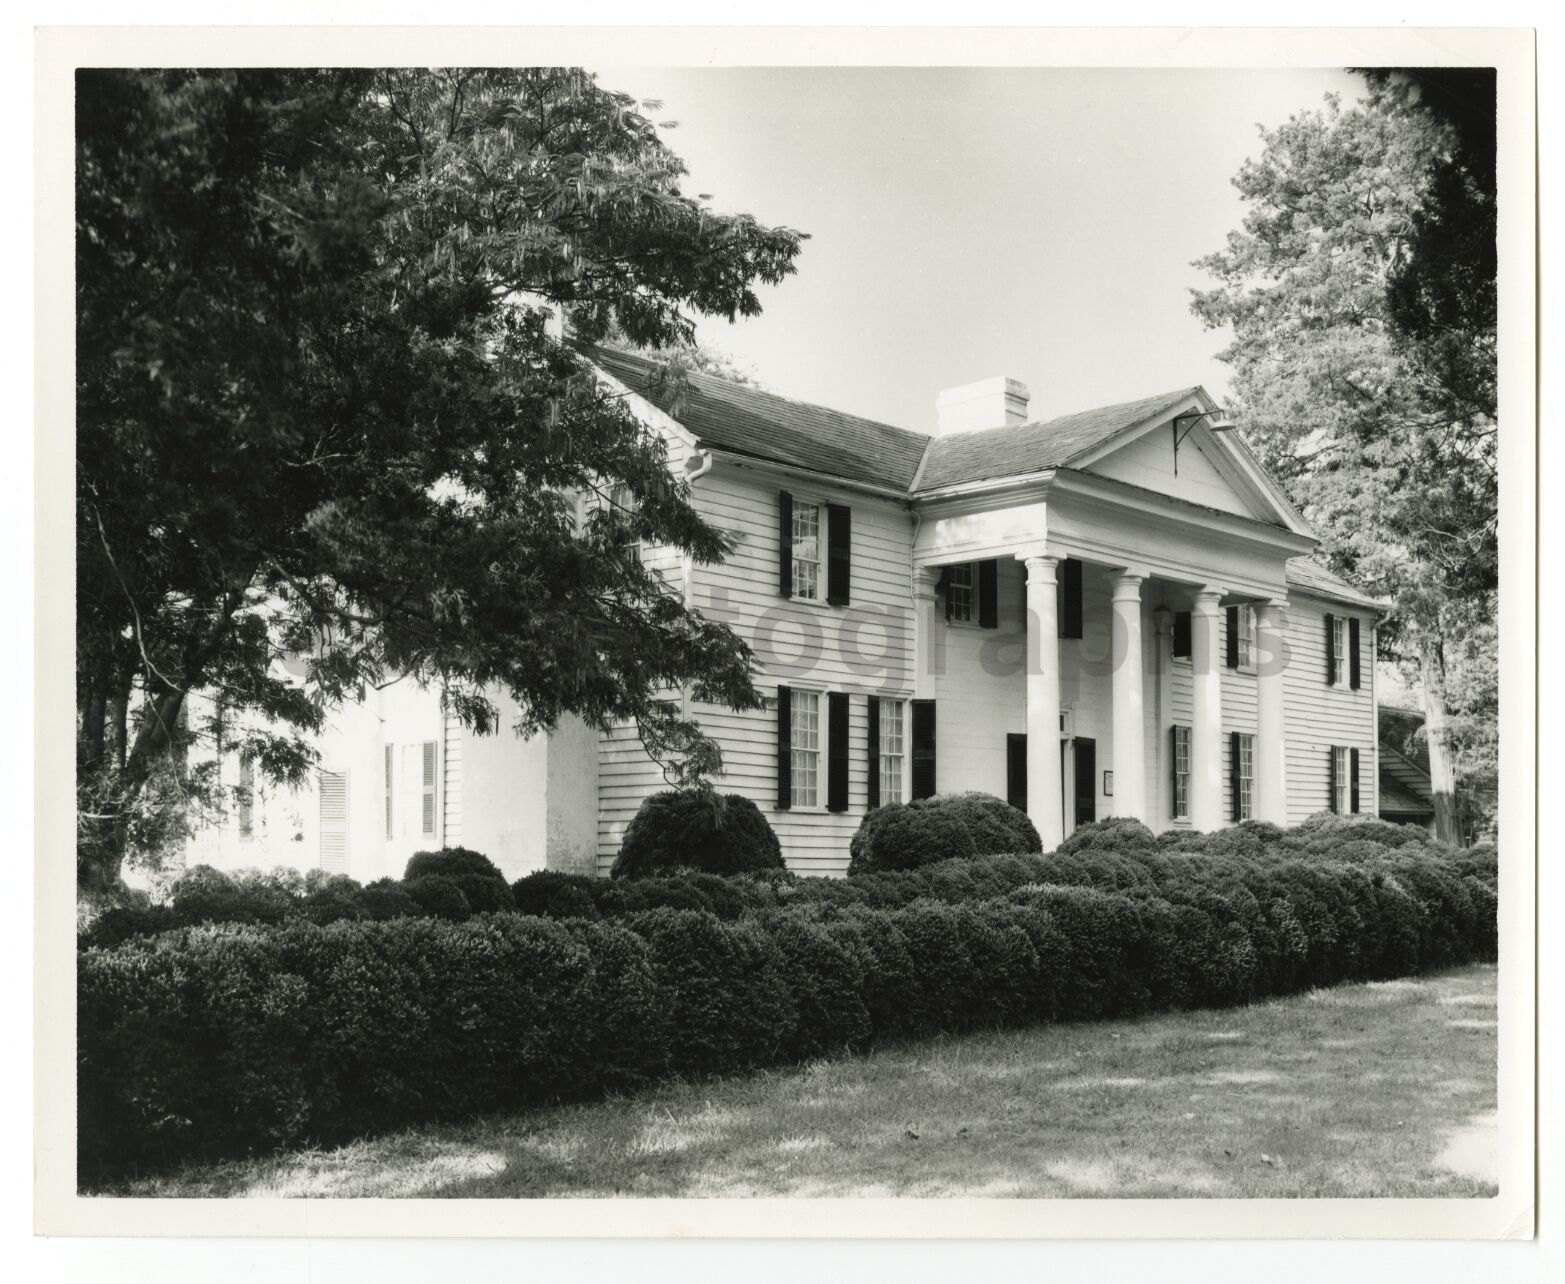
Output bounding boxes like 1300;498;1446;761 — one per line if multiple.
109;963;1498;1200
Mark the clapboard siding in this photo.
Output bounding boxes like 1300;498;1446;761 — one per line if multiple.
442;710;463;847
596;463;919;877
1283;594;1377;824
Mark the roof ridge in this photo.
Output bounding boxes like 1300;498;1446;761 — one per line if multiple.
578;340;928;442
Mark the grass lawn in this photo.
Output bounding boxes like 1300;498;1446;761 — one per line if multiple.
110;962;1498;1199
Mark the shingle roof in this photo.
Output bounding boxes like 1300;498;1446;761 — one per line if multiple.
579;344;930;492
1379;705;1431;776
912;387;1200;492
1284;558;1384;610
1379;774;1434;817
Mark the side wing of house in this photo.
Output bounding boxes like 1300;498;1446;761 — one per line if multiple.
1282;592;1379;824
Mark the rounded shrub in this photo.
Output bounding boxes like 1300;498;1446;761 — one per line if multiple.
611;790;784;880
512;870;600;921
404;847;515;912
1056;816;1158;857
402;875;472;921
357;878;422;922
914;792;1042;855
847;802;979;875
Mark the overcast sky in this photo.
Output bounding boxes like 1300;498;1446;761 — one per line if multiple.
596;66;1368;434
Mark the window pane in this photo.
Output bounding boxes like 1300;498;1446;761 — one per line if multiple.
948;562;975;623
791;690;819;806
879;699;903;804
1174;725;1191;819
792;502;820;600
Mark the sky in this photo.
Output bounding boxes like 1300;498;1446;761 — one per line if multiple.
596;66;1369;434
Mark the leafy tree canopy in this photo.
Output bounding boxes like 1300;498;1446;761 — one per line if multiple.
1192;74;1497;842
76;67;805;889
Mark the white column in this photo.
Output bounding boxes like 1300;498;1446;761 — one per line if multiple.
1189;587;1225;831
1109;570;1147;823
1152;606;1172;824
911;566;942;699
1254;599;1289;825
1020;553;1064;850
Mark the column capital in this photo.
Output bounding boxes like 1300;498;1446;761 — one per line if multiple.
1191;586;1226;613
1254;597;1289;625
911;564;943;597
1019;551;1059;578
1108;569;1146;601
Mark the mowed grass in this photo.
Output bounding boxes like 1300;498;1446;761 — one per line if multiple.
110;963;1498;1200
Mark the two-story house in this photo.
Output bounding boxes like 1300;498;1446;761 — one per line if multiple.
188;343;1384;882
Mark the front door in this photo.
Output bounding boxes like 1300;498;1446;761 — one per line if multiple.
1073;737;1096;827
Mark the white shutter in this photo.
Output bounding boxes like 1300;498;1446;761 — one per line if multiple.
319;770;349;874
421;741;437;838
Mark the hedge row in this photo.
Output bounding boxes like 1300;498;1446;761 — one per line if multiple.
79;848;518;949
79;823;1496;1182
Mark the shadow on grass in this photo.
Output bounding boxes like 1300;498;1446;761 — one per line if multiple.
115;963;1499;1200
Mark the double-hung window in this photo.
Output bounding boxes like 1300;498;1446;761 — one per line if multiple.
1330;615;1348;686
1332;746;1352;814
878;698;905;804
610;483;641;565
1172;725;1192;820
1235;733;1255;820
791;501;821;600
790;689;821;807
1236;605;1257;670
946;562;976;623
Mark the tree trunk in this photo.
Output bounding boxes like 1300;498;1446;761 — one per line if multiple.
1419;641;1462;846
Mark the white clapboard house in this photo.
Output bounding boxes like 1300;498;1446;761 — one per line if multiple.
187;344;1384;883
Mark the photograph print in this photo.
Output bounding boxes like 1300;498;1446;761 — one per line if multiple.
52;33;1534;1233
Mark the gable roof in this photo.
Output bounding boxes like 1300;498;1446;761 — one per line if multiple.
1379;705;1431;776
579;343;930;492
1285;557;1384;610
913;387;1200;492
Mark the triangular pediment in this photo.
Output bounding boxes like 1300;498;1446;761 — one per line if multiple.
1072;390;1312;534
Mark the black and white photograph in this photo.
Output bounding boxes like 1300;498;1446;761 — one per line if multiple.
31;20;1540;1252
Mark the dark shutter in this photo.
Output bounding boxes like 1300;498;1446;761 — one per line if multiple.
866;697;881;810
1173;611;1192;659
1225;606;1240;669
826;504;851;606
1327;746;1338;813
978;559;999;629
775;685;792;810
939;565;953;621
1073;738;1096;826
1059;558;1083;639
1350;747;1361;814
910;699;937;800
1230;730;1241;822
1348;617;1362;690
827;691;849;811
1325;612;1336;683
1006;733;1028;812
777;491;793;598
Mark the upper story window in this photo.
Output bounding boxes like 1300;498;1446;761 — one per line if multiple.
1330;615;1348;687
609;483;641;564
946;562;976;623
1236;604;1257;670
791;500;821;600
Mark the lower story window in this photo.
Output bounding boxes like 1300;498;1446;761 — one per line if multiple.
1173;725;1191;819
791;690;820;807
879;698;904;804
1332;746;1352;814
1236;733;1255;821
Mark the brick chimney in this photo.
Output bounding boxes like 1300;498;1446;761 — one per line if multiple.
935;376;1031;436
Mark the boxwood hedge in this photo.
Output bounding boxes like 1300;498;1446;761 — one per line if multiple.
79;817;1495;1183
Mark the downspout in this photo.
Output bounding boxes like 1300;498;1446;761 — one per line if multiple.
680;448;715;718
